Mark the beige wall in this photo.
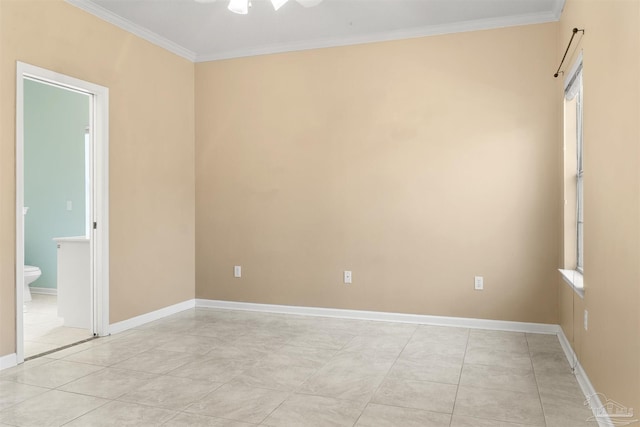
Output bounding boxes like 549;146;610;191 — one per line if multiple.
0;0;196;357
558;0;640;416
195;23;560;324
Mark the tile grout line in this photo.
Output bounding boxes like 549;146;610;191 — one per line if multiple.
448;327;470;427
57;396;113;427
349;324;420;427
285;330;368;427
526;332;549;427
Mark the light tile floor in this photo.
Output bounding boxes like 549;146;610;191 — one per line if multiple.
0;308;595;426
23;294;94;359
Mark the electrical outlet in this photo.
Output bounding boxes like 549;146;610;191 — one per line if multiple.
344;270;352;284
474;276;484;290
584;309;588;331
234;265;241;278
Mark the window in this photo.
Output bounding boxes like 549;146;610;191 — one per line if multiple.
564;60;583;274
572;69;583;273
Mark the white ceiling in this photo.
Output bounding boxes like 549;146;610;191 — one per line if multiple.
67;0;564;62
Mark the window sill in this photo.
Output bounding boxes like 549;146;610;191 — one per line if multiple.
559;269;584;299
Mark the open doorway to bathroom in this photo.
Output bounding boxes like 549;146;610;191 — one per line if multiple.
23;78;92;358
15;62;109;364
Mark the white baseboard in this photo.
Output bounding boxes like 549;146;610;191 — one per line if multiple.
195;299;560;334
0;353;17;371
29;287;57;296
109;299;195;335
557;329;613;427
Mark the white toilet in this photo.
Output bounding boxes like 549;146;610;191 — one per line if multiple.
23;265;41;303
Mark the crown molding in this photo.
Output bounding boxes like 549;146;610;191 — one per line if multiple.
195;8;563;62
66;0;564;64
552;0;566;21
65;0;197;62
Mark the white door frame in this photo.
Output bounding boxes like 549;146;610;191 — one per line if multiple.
15;62;109;363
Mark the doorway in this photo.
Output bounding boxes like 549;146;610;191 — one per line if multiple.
15;62;109;363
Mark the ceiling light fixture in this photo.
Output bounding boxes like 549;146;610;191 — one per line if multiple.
228;0;249;14
195;0;323;15
270;0;289;11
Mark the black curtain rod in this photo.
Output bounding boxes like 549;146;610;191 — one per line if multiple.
554;27;585;78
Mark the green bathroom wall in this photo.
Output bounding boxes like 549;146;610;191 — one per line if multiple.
24;79;90;290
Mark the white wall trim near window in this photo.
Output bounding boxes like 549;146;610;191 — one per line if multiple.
564;51;583;92
559;268;584;298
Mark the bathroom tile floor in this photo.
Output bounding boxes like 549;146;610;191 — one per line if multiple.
1;308;596;426
23;294;93;359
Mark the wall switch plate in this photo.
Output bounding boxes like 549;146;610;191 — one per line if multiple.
344;270;352;284
66;200;73;211
234;265;241;278
584;309;588;331
474;276;484;290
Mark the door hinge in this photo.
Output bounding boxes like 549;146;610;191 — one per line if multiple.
93;221;97;230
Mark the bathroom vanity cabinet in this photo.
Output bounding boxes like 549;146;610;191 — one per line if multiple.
53;236;91;329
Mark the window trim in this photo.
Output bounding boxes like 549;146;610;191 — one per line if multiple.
559;268;584;299
561;53;584;294
574;76;583;274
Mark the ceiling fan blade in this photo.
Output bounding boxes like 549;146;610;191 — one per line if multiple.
295;0;323;8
